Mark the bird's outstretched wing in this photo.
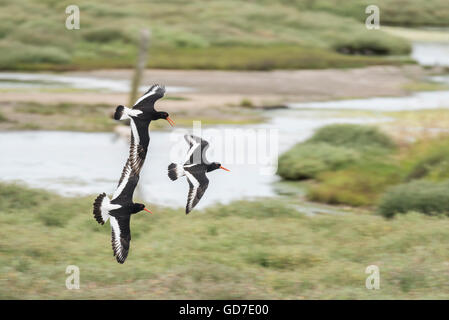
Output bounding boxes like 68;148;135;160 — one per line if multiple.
111;117;149;203
133;84;165;111
112;161;139;204
184;165;209;214
110;215;131;264
128;118;149;175
184;134;210;165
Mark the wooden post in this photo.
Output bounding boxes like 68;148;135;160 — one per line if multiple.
129;29;150;107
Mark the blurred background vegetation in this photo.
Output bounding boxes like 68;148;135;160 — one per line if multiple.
0;0;438;70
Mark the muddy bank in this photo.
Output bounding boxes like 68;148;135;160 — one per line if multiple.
0;65;426;109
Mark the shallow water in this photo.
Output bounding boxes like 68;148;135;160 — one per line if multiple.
288;90;449;111
0;72;192;93
288;41;449;112
412;42;449;67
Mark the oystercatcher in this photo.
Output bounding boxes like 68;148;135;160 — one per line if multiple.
168;134;230;214
93;161;152;264
114;84;175;174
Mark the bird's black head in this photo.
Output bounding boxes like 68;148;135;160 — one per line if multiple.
154;111;175;126
206;162;230;172
132;203;152;214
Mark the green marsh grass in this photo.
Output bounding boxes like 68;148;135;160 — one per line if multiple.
2;183;449;299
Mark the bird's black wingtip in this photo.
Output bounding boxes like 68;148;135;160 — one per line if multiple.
147;84;166;96
93;192;107;225
116;258;126;264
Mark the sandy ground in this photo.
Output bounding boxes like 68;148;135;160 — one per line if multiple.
0;65;426;113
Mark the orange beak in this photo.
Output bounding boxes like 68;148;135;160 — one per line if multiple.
166;116;175;126
144;208;153;214
220;166;230;171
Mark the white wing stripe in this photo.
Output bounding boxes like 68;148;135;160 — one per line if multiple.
128;118;143;173
130;119;140;144
185;171;200;188
110;217;123;257
120;107;142;120
133;86;159;106
112;165;131;200
185;171;200;211
124;108;142;117
185;142;200;164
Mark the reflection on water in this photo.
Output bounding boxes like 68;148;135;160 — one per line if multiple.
0;111;381;208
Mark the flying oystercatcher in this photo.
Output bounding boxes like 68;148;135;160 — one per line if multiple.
114;84;175;174
168;134;230;214
93;163;152;264
92;84;174;263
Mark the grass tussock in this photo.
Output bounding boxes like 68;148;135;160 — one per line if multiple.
2;182;449;299
277;143;360;180
309;161;402;206
6;101;116;132
403;137;449;182
277;124;396;187
378;180;449;218
307;124;396;151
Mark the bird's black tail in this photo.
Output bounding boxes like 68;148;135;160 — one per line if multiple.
113;105;125;120
168;163;184;181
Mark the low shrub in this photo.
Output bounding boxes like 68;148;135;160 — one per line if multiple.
0;42;71;67
378;180;449;218
82;27;135;43
307;124;396;151
277;143;359;180
332;32;411;56
405;137;449;182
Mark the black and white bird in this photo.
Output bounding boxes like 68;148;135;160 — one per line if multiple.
168;134;230;214
92;84;174;263
93;162;152;264
114;84;175;174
